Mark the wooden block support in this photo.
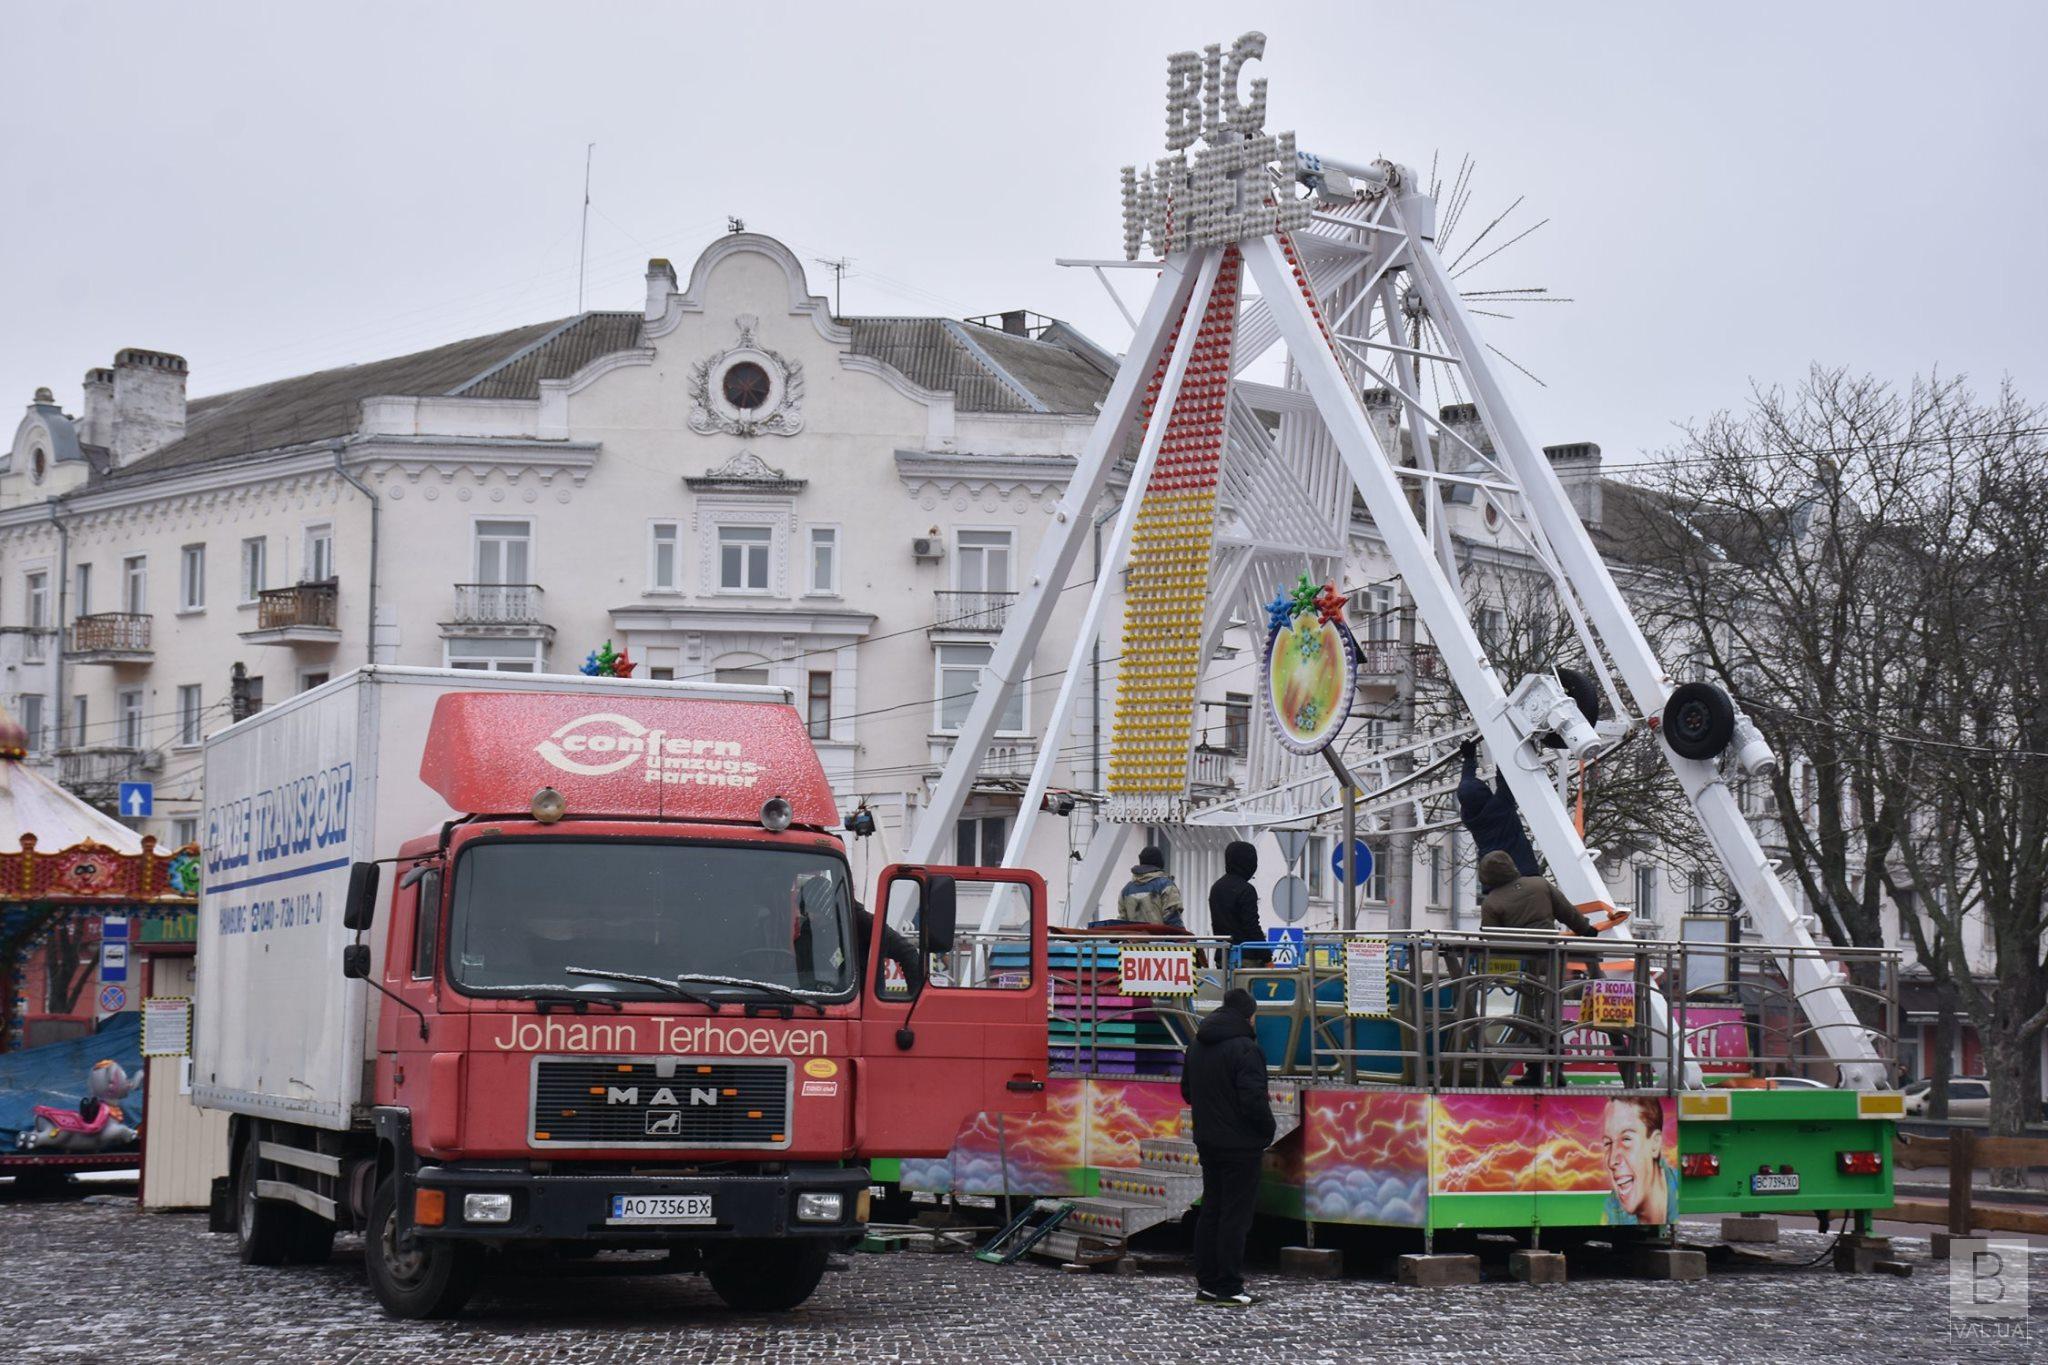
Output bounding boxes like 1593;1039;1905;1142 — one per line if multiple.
1279;1246;1344;1279
1834;1234;1892;1274
1396;1253;1482;1287
1509;1249;1567;1284
1633;1246;1707;1281
1720;1216;1779;1244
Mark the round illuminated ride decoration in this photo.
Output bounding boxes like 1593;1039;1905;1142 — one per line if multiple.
1261;576;1358;755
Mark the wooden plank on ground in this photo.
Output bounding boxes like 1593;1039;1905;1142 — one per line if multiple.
1887;1198;2048;1236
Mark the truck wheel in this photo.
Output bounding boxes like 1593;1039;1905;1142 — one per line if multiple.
235;1132;292;1266
1662;681;1736;760
365;1177;481;1319
704;1240;829;1311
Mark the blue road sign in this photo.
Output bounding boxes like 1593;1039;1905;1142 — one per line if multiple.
118;781;153;818
1330;839;1375;887
1266;927;1306;967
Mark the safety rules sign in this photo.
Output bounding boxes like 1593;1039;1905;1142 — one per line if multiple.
142;996;193;1057
1345;939;1391;1017
1119;945;1196;996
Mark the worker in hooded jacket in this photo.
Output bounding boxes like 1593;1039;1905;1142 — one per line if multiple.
1476;850;1598;1086
1207;841;1263;946
1179;988;1275;1305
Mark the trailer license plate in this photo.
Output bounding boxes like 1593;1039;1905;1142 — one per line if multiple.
608;1194;714;1225
1750;1172;1800;1194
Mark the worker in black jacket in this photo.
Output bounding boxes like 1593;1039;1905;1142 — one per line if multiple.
1207;841;1263;946
1179;988;1275;1305
1457;739;1541;877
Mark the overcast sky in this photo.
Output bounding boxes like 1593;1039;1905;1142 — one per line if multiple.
5;2;2042;469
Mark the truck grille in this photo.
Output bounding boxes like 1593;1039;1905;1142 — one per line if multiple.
530;1057;792;1149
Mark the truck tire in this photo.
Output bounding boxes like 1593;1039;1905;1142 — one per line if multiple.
235;1132;293;1266
364;1177;481;1320
704;1240;829;1311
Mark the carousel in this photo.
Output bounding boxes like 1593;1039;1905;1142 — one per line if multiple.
0;715;198;1184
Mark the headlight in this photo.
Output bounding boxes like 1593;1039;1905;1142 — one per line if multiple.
795;1191;844;1223
463;1192;513;1224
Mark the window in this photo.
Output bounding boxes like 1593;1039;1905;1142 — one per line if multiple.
1222;693;1250;754
73;563;91;619
411;868;443;980
1429;842;1445;906
1634;865;1659;922
1366;839;1390;904
118;690;143;750
715;666;771;686
177;684;203;746
1477;607;1506;651
955;814;1008;867
807;671;832;740
473;520;531;585
936;643;1023;733
240;538;267;603
300;672;330;693
170;817;199;850
956;529;1013;593
18;695;43;754
304;525;334;583
445;638;541;673
122;556;146;613
717;525;772;592
1362;584;1395;644
70;696;86;748
807;527;838;595
649;667;675;681
649;522;680;591
1689;872;1709;914
179;545;206;612
242;675;265;717
24;572;47;661
1306;834;1329;899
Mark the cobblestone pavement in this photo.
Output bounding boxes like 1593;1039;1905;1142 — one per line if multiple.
1;1194;2042;1363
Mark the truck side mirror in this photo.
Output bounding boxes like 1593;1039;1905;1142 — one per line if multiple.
342;862;381;931
921;874;958;958
341;943;370;979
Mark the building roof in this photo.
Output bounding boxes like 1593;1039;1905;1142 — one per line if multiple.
845;317;1114;416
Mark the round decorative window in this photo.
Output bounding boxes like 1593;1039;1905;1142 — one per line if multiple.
722;361;772;410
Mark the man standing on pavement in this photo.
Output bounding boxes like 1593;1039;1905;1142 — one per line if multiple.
1179;988;1275;1305
1206;841;1263;947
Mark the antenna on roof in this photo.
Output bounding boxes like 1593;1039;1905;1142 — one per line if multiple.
727;216;746;235
814;257;853;316
577;143;596;314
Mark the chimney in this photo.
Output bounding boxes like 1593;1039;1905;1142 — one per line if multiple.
1000;309;1029;337
110;348;187;464
645;258;678;323
80;367;115;448
1543;441;1604;528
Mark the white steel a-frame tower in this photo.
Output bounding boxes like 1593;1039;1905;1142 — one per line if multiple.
911;32;1888;1089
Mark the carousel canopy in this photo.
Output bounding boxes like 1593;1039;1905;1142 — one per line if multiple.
0;749;144;856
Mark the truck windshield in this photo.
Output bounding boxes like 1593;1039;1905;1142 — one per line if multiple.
446;840;856;1002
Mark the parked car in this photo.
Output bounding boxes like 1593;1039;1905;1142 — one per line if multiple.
1901;1076;1991;1119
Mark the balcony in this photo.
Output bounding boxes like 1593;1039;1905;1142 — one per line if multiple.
1189;745;1238;792
442;583;554;646
928;734;1038;786
931;590;1017;634
58;745;146;803
241;581;341;646
1355;642;1441;698
67;613;152;665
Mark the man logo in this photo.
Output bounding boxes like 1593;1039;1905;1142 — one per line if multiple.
607;1086;719;1108
645;1109;682;1136
536;713;652;777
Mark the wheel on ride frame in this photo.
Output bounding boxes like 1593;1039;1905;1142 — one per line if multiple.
364;1176;482;1319
235;1129;293;1266
703;1239;829;1311
1662;681;1736;760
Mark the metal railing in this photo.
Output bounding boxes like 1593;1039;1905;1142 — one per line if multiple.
67;613;151;654
1189;747;1237;790
57;745;144;793
1354;642;1441;680
452;583;545;624
932;590;1017;633
256;580;338;631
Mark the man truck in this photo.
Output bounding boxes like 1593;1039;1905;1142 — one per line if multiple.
194;666;1046;1318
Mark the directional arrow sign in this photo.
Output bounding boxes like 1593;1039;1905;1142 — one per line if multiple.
118;781;153;817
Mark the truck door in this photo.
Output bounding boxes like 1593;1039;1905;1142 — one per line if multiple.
855;865;1047;1157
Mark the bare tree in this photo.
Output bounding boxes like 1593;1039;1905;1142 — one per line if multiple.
1632;367;2048;1133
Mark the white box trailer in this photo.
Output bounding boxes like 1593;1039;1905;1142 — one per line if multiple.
192;666;783;1130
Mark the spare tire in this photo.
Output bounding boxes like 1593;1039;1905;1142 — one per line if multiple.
1540;666;1603;749
1663;681;1737;760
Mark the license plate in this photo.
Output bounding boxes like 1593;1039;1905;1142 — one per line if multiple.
607;1194;714;1225
1750;1172;1800;1194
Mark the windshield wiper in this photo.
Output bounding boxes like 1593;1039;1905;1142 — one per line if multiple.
565;967;723;1010
671;972;833;1016
525;990;624;1014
